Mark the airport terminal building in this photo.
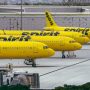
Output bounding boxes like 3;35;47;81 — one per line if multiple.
0;5;90;30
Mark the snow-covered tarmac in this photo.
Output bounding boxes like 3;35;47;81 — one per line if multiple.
0;45;90;89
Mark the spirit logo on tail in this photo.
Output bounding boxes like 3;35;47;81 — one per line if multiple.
46;12;54;26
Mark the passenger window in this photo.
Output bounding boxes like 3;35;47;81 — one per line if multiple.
43;46;48;49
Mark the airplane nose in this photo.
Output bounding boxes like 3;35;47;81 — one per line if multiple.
87;31;90;38
48;48;55;56
84;37;90;44
75;43;82;50
79;37;89;44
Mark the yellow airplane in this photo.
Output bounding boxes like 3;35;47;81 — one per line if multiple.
0;41;55;67
0;35;82;58
44;10;90;39
0;30;89;44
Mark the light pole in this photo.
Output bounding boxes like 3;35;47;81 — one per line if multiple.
21;0;23;30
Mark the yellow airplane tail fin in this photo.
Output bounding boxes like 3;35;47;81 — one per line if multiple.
45;10;58;27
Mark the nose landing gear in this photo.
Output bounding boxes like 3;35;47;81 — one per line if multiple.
24;59;36;67
62;51;65;58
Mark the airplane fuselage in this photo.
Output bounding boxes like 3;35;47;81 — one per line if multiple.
45;26;90;38
0;35;82;51
0;30;89;44
0;41;54;59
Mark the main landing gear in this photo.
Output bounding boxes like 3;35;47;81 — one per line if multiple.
67;51;76;58
24;59;36;67
62;51;76;58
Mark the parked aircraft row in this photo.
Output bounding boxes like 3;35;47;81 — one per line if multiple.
0;30;88;59
0;30;89;44
0;35;82;59
0;10;89;67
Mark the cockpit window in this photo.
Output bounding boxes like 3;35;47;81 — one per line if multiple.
69;40;76;43
43;46;48;49
80;35;86;37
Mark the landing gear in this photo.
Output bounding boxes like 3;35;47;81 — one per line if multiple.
62;51;65;58
67;51;76;58
24;59;36;67
61;51;76;58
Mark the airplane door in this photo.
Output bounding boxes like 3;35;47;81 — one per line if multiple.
60;40;64;46
33;43;38;54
